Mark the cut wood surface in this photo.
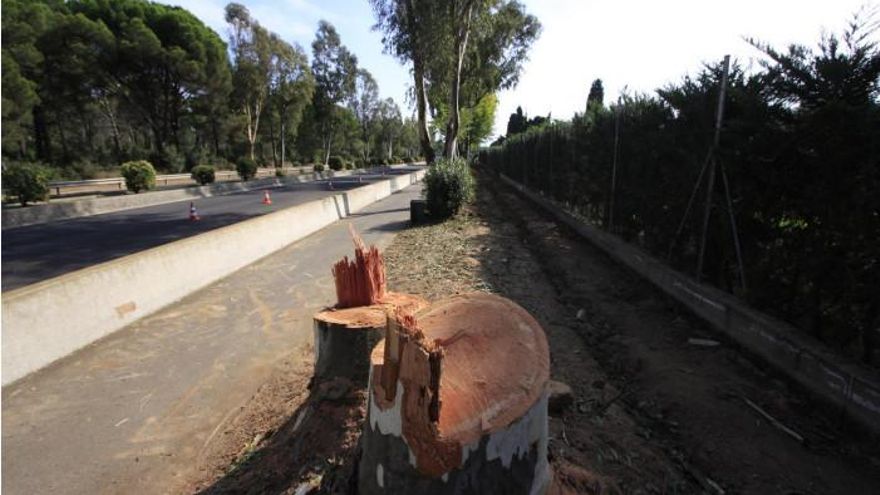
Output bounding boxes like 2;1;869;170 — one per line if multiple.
360;292;551;494
312;293;428;383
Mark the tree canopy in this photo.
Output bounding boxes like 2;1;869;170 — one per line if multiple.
1;0;421;177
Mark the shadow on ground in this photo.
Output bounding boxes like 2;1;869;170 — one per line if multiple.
196;383;367;495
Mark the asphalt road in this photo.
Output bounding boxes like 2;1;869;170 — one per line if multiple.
1;184;422;495
2;167;421;291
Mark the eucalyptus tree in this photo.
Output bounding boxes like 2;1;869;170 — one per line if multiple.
226;3;274;160
350;69;380;160
311;20;358;164
266;34;314;166
372;0;539;159
376;98;403;159
370;0;442;162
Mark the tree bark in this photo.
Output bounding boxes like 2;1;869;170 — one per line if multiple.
406;0;436;164
443;1;475;160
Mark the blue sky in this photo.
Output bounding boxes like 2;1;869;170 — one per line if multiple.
172;0;876;142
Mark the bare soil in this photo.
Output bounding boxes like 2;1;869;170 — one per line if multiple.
186;170;880;494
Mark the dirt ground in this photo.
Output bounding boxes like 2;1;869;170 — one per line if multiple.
186;170;880;494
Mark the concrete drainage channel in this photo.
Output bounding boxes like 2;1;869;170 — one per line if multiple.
1;169;426;386
498;173;880;435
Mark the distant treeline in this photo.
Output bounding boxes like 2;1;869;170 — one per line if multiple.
1;0;426;178
480;14;880;364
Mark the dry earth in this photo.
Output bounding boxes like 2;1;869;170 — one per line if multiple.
186;169;880;494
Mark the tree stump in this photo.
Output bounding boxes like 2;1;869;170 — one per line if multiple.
313;292;428;384
359;293;551;495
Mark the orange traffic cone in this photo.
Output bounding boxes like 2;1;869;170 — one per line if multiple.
189;202;200;221
262;190;272;205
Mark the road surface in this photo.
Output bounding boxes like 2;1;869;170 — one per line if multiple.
2;167;421;291
1;183;422;495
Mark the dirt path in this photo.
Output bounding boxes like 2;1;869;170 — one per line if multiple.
383;171;880;494
188;171;880;494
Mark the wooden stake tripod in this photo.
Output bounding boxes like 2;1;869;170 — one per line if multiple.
667;55;748;293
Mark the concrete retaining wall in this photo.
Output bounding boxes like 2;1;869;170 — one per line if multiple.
499;173;880;434
1;169;425;385
2;170;354;230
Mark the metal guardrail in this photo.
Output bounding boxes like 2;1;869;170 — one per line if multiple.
46;167;313;196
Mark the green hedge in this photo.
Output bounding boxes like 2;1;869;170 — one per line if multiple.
480;55;880;362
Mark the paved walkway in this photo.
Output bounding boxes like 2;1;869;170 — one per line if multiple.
1;184;422;495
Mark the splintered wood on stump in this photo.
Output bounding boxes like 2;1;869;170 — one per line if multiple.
359;293;552;495
313;292;428;384
332;224;387;308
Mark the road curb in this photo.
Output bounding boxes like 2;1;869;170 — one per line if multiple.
1;169;425;386
498;172;880;436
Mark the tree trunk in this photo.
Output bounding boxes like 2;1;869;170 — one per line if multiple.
358;293;551;494
406;0;435;164
281;119;286;167
443;1;474;160
412;62;435;164
33;105;51;163
312;293;427;384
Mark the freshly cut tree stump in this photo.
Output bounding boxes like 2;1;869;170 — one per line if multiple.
359;292;551;495
313;292;428;383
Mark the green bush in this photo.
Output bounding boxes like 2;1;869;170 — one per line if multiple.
275;167;285;177
236;157;258;181
2;163;51;206
344;161;355;170
328;155;344;171
402;155;414;163
313;163;325;172
190;165;215;186
423;158;475;220
392;156;402;164
120;160;157;193
355;158;366;169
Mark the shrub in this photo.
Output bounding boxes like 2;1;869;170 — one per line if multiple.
236;157;258;181
355;158;367;169
402;155;414;163
423;158;475;220
275;167;285;177
2;162;51;206
392;156;402;164
328;155;344;171
120;160;157;193
313;163;325;172
191;165;216;186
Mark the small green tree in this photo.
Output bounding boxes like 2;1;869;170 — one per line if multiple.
120;160;156;193
423;157;474;219
191;165;216;185
236;157;257;181
2;163;51;206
